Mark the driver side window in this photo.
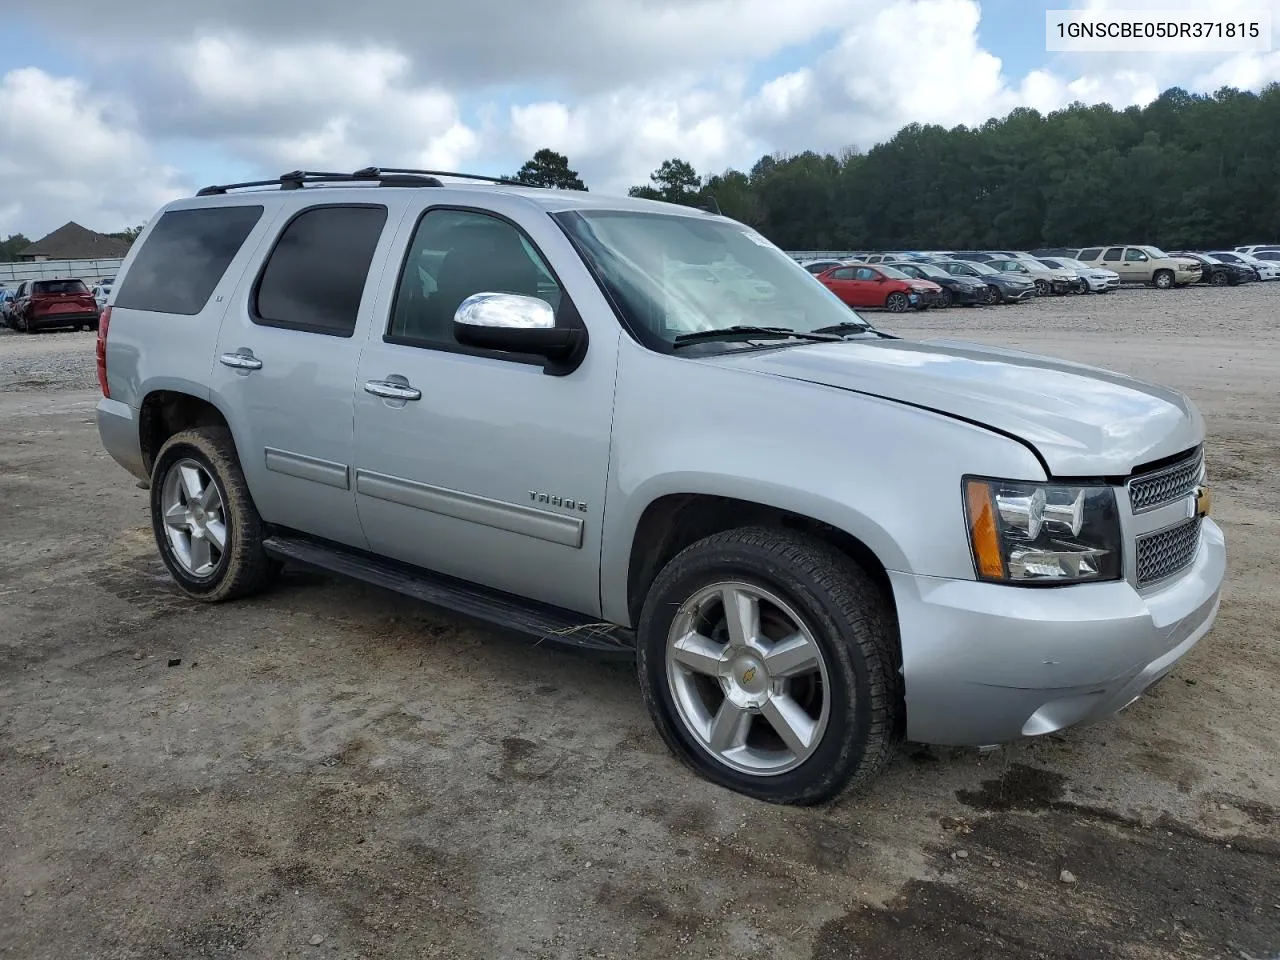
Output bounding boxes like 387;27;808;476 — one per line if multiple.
1124;248;1147;262
387;208;563;349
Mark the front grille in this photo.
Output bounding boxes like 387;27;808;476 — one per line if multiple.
1136;517;1202;585
1127;448;1203;512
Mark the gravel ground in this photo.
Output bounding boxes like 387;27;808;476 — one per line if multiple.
1;286;1278;960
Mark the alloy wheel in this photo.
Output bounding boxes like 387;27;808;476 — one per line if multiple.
160;458;228;578
665;581;831;776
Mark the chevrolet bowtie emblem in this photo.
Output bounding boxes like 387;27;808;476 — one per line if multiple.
741;667;757;684
1195;485;1212;518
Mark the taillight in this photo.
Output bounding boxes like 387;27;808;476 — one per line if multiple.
96;307;111;398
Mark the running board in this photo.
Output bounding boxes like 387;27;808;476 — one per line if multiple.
262;533;635;659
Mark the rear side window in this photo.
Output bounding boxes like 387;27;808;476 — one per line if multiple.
114;205;263;315
1103;247;1122;262
33;280;89;295
1078;248;1102;261
253;205;388;337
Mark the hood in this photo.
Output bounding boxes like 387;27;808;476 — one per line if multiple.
908;280;941;292
1086;268;1119;278
712;337;1202;476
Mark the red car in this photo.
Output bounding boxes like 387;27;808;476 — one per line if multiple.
13;278;100;333
817;264;942;312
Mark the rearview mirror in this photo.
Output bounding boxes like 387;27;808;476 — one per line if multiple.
453;292;587;375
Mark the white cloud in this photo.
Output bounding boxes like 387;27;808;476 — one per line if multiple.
0;67;187;238
3;0;1280;236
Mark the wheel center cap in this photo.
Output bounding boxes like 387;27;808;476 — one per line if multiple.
722;652;770;709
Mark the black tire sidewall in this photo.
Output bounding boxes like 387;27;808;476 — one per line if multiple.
637;540;877;804
150;438;234;595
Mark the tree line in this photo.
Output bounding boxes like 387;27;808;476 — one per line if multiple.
514;83;1280;251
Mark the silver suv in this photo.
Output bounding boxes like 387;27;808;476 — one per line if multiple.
95;168;1225;805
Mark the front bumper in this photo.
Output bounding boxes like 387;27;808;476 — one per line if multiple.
1001;285;1037;302
890;518;1225;746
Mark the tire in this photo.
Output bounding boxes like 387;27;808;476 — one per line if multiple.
150;426;275;602
885;292;909;313
984;285;1001;305
636;526;902;805
1210;271;1228;286
1034;279;1049;296
1153;269;1174;289
937;288;953;308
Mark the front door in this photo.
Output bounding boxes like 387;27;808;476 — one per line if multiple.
210;200;407;550
351;205;616;616
1121;246;1151;282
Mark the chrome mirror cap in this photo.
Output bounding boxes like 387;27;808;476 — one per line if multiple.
454;292;555;330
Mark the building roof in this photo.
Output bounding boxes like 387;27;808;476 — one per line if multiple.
19;222;132;260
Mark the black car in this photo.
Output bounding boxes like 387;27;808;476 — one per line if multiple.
888;260;988;306
1169;251;1251;286
927;258;1037;304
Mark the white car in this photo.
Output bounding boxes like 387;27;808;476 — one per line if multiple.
1038;256;1120;293
1210;251;1280;281
91;283;113;310
1233;245;1280;256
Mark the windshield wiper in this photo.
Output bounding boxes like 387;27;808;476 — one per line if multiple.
811;320;875;337
672;325;843;348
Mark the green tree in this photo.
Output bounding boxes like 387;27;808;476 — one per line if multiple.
512;149;588;190
106;225;145;244
0;233;31;262
629;158;703;205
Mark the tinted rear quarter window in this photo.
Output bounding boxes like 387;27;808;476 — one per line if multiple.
1078;248;1102;261
253;205;388;337
114;205;264;315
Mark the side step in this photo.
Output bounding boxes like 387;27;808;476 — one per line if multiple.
262;533;636;659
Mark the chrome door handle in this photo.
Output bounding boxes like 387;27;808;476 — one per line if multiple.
364;380;421;401
220;352;262;370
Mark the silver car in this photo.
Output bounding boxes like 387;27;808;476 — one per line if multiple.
94;169;1225;805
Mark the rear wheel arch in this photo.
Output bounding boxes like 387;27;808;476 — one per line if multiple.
139;390;243;478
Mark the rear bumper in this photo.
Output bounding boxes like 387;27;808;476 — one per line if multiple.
96;397;148;481
891;518;1226;746
29;311;98;330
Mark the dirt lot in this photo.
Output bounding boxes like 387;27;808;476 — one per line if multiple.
2;285;1278;960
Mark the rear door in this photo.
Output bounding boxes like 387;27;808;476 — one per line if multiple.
1102;246;1127;280
208;199;410;550
820;266;860;305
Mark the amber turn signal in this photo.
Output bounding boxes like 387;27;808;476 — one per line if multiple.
965;479;1004;580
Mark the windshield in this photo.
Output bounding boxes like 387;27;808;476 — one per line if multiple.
554;210;871;348
961;261;999;276
907;263;947;279
1141;246;1169;259
878;265;910;280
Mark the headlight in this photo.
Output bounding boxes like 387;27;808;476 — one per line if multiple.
963;477;1123;584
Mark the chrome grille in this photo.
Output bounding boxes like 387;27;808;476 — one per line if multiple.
1136;517;1202;585
1128;449;1203;512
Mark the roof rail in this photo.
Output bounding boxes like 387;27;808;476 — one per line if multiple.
194;166;545;197
365;167;536;186
196;168;450;196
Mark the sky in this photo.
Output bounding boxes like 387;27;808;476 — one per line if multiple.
1;0;1278;239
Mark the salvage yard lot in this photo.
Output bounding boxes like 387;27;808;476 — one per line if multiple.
2;285;1278;960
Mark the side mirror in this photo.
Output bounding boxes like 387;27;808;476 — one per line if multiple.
453;292;587;375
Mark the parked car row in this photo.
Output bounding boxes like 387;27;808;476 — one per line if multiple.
799;252;1089;312
797;243;1280;312
0;277;109;333
1031;246;1280;284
